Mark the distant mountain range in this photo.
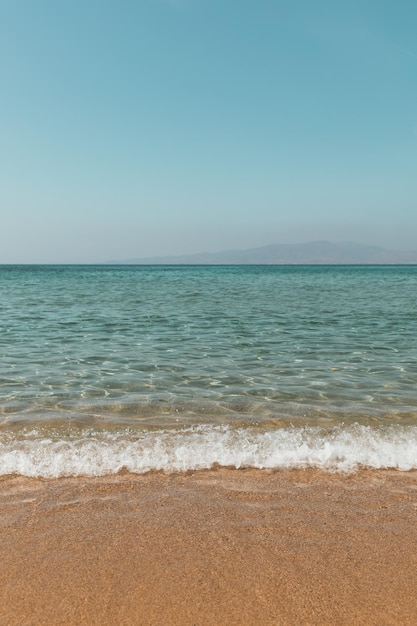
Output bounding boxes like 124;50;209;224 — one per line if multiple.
113;241;417;265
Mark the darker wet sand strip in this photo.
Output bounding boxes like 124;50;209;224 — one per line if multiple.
1;468;417;625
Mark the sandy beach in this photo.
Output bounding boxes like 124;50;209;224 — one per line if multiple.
1;468;417;625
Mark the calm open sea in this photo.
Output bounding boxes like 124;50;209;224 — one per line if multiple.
1;264;417;476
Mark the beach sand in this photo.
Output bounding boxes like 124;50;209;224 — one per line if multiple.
1;468;417;625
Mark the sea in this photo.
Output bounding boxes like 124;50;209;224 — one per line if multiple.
1;264;417;477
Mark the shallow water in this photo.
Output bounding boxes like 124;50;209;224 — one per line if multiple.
1;264;417;475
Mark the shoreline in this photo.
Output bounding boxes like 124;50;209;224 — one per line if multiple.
1;468;417;625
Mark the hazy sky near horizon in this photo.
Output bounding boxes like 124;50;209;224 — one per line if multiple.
1;0;416;263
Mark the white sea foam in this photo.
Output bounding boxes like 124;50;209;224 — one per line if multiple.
1;424;417;478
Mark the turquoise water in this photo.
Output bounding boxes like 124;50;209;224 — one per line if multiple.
1;265;417;476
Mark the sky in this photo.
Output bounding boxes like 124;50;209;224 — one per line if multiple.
1;0;416;263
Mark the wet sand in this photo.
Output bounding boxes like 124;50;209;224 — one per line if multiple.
1;468;417;625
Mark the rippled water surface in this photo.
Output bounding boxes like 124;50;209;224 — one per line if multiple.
1;264;416;431
1;264;417;476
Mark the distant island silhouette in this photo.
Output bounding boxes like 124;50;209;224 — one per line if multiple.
110;241;417;265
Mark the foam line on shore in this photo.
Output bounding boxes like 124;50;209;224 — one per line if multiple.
1;424;417;478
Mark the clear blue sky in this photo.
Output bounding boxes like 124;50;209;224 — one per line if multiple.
1;0;416;262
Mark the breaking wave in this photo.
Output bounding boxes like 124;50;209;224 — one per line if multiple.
1;424;417;478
